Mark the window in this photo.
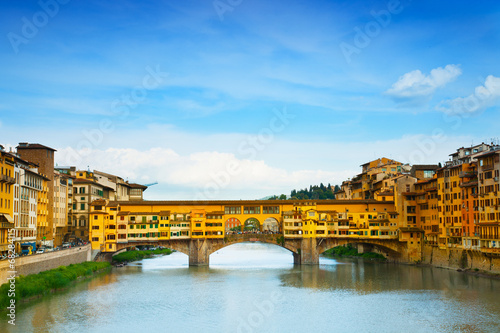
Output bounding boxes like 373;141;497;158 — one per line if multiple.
244;206;261;214
93;215;97;220
423;170;434;178
92;225;99;230
80;203;85;210
92;237;99;242
79;187;85;194
225;206;241;214
263;206;279;214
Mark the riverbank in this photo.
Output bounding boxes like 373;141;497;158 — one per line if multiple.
323;245;386;261
0;261;111;309
422;245;500;276
112;248;173;263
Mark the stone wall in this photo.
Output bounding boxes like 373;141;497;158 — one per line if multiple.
0;244;92;283
422;245;500;274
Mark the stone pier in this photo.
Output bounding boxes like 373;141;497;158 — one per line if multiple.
293;238;319;265
188;239;210;266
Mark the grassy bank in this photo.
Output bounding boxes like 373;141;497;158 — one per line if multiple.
0;261;111;309
323;245;386;260
112;248;173;263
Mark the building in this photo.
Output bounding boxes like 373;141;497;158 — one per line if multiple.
476;147;500;253
89;200;412;257
72;170;110;240
335;158;405;200
53;170;68;245
16;143;56;245
12;155;48;252
0;147;15;257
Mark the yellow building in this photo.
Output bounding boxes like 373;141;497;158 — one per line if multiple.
476;149;500;253
36;178;50;246
437;164;463;249
90;199;404;254
414;177;439;246
336;158;404;200
0;148;15;256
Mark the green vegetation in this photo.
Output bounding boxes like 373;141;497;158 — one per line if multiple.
268;183;340;200
112;248;173;263
0;261;111;309
276;235;285;247
323;245;386;260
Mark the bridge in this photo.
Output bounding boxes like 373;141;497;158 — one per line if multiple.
90;199;423;265
105;233;414;265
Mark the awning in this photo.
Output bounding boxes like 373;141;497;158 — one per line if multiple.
0;213;14;223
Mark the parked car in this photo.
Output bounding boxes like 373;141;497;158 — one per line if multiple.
62;242;71;249
36;249;45;254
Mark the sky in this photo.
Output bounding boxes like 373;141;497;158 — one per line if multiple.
0;0;499;200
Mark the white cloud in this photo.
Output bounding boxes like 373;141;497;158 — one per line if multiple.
385;64;462;105
55;146;345;200
436;75;500;115
52;128;470;200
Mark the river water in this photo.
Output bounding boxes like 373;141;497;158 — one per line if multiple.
2;243;500;333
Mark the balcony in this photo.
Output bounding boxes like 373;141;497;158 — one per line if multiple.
0;174;15;184
482;165;494;172
459;171;476;178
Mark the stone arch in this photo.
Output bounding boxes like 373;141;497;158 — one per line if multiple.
318;239;404;261
209;235;299;256
244;218;260;231
225;218;241;232
262;217;280;233
113;241;190;256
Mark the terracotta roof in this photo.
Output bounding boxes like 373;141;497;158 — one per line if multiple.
74;178;115;190
207;211;224;215
17;143;56;151
111;199;385;205
128;183;148;189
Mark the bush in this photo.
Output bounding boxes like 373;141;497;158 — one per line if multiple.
112;248;172;263
324;245;386;261
0;261;111;309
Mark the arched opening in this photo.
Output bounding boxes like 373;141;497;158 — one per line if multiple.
262;217;280;233
210;241;295;267
225;218;241;232
321;242;400;261
244;218;260;232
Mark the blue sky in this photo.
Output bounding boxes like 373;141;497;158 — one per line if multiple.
1;0;499;199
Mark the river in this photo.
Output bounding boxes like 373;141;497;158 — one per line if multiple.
2;243;500;333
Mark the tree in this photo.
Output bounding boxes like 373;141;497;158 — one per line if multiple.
279;194;287;200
